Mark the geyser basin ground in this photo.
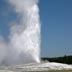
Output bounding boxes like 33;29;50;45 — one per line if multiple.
0;62;72;72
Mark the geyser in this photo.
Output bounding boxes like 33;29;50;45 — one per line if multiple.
0;0;41;66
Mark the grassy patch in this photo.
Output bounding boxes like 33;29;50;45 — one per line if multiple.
49;70;72;72
28;70;72;72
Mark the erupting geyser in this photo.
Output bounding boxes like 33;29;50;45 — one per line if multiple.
0;0;72;71
9;0;41;64
0;0;41;66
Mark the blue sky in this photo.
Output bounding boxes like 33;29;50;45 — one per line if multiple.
0;0;72;57
39;0;72;57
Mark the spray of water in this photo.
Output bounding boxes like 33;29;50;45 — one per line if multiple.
0;0;41;66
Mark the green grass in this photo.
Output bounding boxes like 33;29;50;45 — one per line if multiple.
49;70;72;72
27;70;72;72
30;70;72;72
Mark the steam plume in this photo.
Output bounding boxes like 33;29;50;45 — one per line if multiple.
0;0;41;66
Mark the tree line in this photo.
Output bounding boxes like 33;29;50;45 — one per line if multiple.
41;55;72;64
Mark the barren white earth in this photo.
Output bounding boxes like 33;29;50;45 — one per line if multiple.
0;62;72;72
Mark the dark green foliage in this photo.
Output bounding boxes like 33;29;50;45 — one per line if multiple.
41;55;72;64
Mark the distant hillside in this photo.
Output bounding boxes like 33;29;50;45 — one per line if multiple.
41;55;72;64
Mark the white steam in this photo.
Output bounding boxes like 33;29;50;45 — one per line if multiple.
0;0;41;66
0;36;7;63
